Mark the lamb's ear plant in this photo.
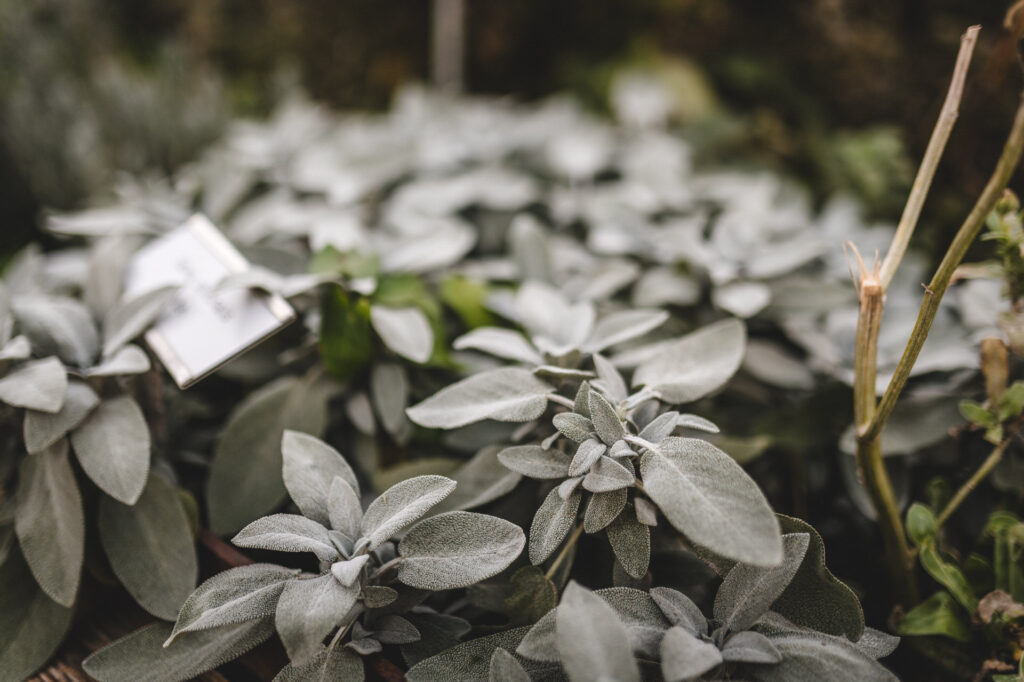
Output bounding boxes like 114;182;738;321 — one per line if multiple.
82;431;525;682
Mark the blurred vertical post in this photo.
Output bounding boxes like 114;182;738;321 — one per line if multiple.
431;0;466;93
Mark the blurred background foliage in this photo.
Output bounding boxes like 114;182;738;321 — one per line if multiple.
2;0;1023;262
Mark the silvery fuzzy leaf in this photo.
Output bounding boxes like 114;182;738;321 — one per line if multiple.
274;644;364;682
544;464;578;494
14;441;83;607
23;381;98;454
497;445;571;480
582;456;634;493
370;305;434;363
371;363;411;441
515;282;595;354
639;437;782;566
400;611;473;669
83;619;275;682
167;564;299;644
84;236;136;318
746;237;825;280
0;357;67;413
378;218;477;274
712;281;772;319
742;339;815;390
638;411;680;444
434;445;522;512
282;430;360;529
588;390;625;446
569;439;606;477
361;475;456;549
721;630;782;664
555;582;640;682
275;573;358;665
553;413;594;443
592;353;628;403
407;626;544;682
632;318;746;404
533;365;595;381
583;309;668;353
573;381;592;418
207;376;328;535
610;440;634;457
676;414;720;433
597;587;672;658
70;395;150;505
634;497;658;526
632;267;701;308
454;327;543;365
851;628;900;659
0;335;30;361
102;285;178;358
363;586;398;608
516;610;559;663
232;514;339;562
328;477;363;541
838;396;962;458
407;367;553;429
754;632;898;682
583;488;627;533
331;555;370;587
607;511;650;579
660;626;722;682
714;533;810;633
489;648;530;682
99;475;198;620
84;344;151;377
0;546;74;682
345;392;377;436
46;205;153;237
371;615;421;644
509;214;553;284
529;487;582;564
12;295;99;368
650;587;707;636
399;511;525;590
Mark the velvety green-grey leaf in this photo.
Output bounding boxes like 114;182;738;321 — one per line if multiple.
676;413;720;433
583;309;668;353
331;555;369;587
168;564;298;643
372;615;421;644
588;390;625;445
0;547;73;681
399;511;526;590
597;587;672;659
407;626;541;682
607;511;650;579
635;497;658;526
85;344;151;377
399;612;472;668
0;357;67;413
529;487;581;564
640;437;782;566
0;335;30;361
83;619;274;682
99;474;198;620
638;411;679;443
556;581;640;682
592;353;628;403
516;611;559;663
503;566;558;626
851;628;900;659
273;645;364;682
632;318;746;403
362;475;456;548
584;488;627;533
24;381;98;453
454;327;542;365
371;362;411;439
12;295;99;367
772;514;864;640
573;381;592;418
489;648;531;682
15;441;83;606
363;585;399;608
553;413;594;443
583;455;634;492
558;475;583;499
281;430;359;526
275;573;358;664
498;445;571;479
435;445;522;512
233;514;339;562
660;625;723;682
407;367;553;429
370;305;433;363
715;533;809;633
754;632;898;682
327;476;363;541
207;376;327;534
721;630;782;664
102;286;178;357
650;587;707;635
70;395;151;505
569;438;606;477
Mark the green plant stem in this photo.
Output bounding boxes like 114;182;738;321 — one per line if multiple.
545;522;584;581
879;25;979;289
935;432;1016;530
863;93;1024;444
